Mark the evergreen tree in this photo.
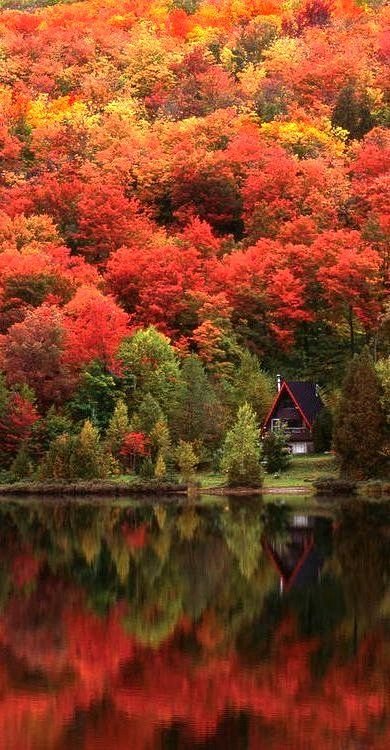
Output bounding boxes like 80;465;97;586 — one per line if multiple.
312;407;333;452
262;427;291;474
221;403;263;487
331;83;373;140
10;443;33;481
105;398;129;457
173;355;220;445
333;348;387;478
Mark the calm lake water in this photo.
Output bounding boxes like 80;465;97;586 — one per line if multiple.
0;497;388;750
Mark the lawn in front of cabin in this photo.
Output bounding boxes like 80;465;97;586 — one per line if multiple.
199;453;337;491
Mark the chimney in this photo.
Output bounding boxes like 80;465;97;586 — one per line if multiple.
276;374;282;392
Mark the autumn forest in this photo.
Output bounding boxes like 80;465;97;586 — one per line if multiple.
0;0;388;479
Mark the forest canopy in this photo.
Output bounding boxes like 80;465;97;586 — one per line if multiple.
0;0;388;476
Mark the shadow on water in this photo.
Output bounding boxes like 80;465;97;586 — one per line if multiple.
0;496;388;749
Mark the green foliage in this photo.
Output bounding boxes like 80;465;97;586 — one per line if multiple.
331;84;373;140
131;393;164;435
40;420;111;480
105;399;129;457
69;360;122;431
172;0;200;12
261;427;291;474
118;327;180;418
150;418;171;458
69;420;110;480
230;350;274;424
173;355;221;446
34;406;74;453
312;407;333;453
138;456;155;480
221;403;263;487
375;357;390;425
10;443;33;481
39;433;74;480
175;440;199;483
154;452;167;480
333;348;388;478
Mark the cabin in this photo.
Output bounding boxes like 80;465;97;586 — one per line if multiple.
263;377;324;454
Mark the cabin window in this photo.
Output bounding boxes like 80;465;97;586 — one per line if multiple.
271;419;281;431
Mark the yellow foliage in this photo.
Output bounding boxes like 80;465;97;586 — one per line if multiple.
26;95;88;128
260;119;347;157
239;63;267;97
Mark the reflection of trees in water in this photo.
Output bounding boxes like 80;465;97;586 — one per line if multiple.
0;500;388;749
221;506;263;580
333;501;390;653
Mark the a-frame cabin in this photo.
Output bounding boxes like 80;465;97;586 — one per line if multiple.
263;378;324;454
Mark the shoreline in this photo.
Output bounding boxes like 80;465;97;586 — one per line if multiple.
0;481;188;497
0;481;313;499
0;480;387;500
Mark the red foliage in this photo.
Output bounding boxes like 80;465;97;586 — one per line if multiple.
120;432;151;460
0;393;39;460
1;304;73;407
62;286;130;368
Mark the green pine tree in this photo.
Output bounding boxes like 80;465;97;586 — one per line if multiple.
262;427;291;474
10;443;33;481
333;348;387;478
331;83;373;140
221;403;263;487
105;398;129;457
173;355;220;446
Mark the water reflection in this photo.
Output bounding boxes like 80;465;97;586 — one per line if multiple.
0;498;388;749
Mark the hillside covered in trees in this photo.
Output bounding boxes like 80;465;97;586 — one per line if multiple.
0;0;388;480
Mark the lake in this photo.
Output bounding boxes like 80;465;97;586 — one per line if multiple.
0;497;388;750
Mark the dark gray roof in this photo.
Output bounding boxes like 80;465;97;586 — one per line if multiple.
286;381;324;426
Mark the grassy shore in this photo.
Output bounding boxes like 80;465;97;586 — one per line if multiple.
0;455;386;501
199;454;338;492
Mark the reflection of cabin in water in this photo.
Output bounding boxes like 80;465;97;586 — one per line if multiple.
263;514;324;594
263;377;324;454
